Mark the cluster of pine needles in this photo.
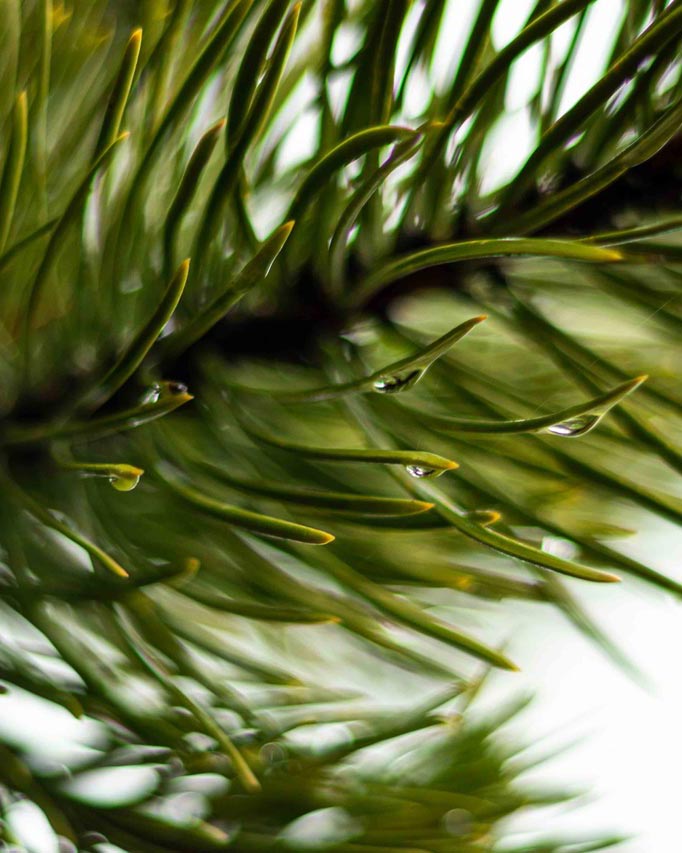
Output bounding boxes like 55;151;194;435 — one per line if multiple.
0;0;681;850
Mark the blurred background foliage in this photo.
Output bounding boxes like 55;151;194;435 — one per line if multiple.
0;0;681;849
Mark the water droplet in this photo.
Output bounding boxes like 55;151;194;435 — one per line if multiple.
372;368;423;394
406;464;439;479
545;413;601;437
141;380;188;405
109;471;141;492
259;742;287;765
443;808;473;837
141;383;162;404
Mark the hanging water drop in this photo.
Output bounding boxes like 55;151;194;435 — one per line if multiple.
405;464;439;479
67;460;144;491
103;464;144;492
372;368;423;394
109;470;142;492
141;383;162;404
545;413;601;437
141;381;189;405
